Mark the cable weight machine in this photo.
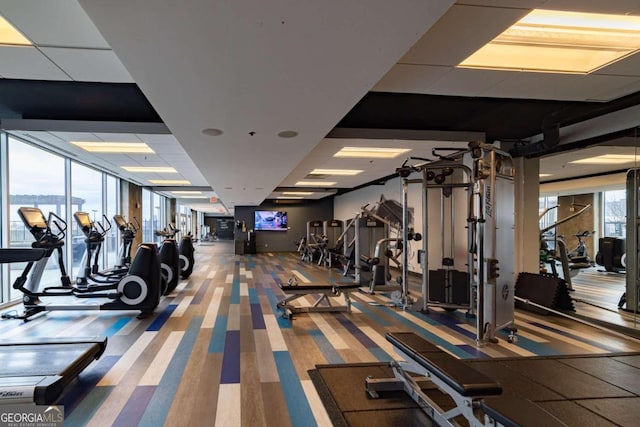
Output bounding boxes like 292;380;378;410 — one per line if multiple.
469;142;516;345
397;142;516;345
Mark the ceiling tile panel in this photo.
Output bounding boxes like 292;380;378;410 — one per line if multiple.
0;46;70;80
413;67;515;97
540;0;640;14
0;0;109;48
595;54;640;78
589;80;640;103
137;134;179;144
456;1;546;7
39;47;133;83
51;131;100;141
400;5;530;66
479;72;640;101
91;133;140;142
373;64;451;93
151;145;190;155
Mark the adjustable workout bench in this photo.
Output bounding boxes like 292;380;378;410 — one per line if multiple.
276;277;361;320
366;332;566;427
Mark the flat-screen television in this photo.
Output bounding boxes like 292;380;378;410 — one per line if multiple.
254;210;288;231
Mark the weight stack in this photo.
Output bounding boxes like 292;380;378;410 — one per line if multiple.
428;269;470;305
515;272;575;315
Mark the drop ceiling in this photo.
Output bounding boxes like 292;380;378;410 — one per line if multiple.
1;0;640;215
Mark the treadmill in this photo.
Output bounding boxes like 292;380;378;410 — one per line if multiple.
0;248;107;405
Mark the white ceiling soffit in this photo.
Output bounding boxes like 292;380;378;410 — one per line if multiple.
375;1;640;102
77;0;456;208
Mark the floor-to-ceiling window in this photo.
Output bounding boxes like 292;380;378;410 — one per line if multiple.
539;195;559;255
1;132;123;307
7;136;66;301
71;162;104;279
153;191;162;243
105;175;119;268
142;188;153;242
140;189;168;244
539;195;558;231
603;189;626;238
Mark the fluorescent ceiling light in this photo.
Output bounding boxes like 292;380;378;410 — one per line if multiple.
539;173;552;177
277;196;304;199
333;147;411;159
0;15;31;45
295;181;337;187
122;166;177;173
459;9;640;74
282;191;313;195
171;191;202;195
310;168;363;176
569;154;640;164
71;141;154;153
148;179;191;185
175;195;208;199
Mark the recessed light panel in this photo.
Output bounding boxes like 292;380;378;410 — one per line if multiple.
310;168;363;176
295;181;337;186
122;166;177;173
570;154;640;164
148;179;191;185
282;191;313;195
459;9;640;74
334;147;411;158
72;141;154;153
0;15;31;45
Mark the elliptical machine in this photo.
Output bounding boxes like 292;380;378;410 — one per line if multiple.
7;207;161;320
112;214;139;269
567;230;595;265
167;224;195;279
73;211;123;286
154;226;181;295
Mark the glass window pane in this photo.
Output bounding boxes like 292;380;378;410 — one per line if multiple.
603;189;626;238
142;188;152;242
7;137;66;301
105;175;119;268
71;162;104;278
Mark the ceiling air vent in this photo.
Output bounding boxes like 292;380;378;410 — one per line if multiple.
304;173;330;179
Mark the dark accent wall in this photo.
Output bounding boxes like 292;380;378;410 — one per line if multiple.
203;217;234;240
234;199;334;252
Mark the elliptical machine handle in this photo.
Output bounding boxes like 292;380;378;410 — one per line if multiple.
98;214;113;236
131;217;141;232
48;212;67;239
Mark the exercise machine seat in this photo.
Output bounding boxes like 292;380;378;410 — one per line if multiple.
387;332;502;397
